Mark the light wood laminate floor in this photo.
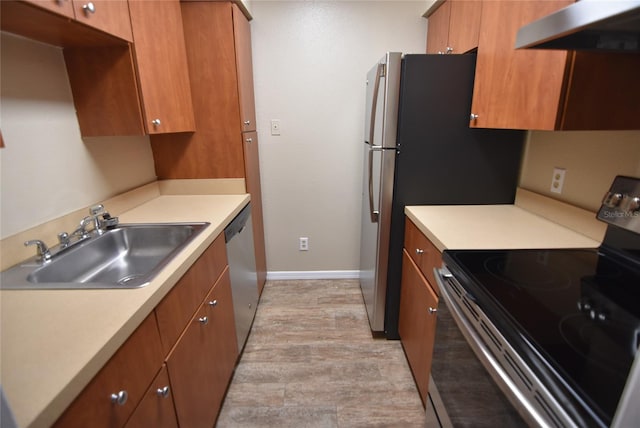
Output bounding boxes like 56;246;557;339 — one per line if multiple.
217;279;427;427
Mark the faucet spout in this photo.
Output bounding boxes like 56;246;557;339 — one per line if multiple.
24;240;51;262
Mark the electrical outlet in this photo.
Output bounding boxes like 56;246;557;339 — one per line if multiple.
271;119;281;136
299;237;309;251
550;167;566;194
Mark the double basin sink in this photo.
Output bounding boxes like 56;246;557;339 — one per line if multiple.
0;222;209;290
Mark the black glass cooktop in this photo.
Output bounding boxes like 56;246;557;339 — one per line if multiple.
443;247;640;426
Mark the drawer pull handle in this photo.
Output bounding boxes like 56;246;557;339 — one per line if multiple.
415;248;424;255
82;2;96;14
156;386;170;398
428;307;438;315
244;120;251;126
151;119;161;126
110;390;128;406
208;300;218;307
198;316;209;325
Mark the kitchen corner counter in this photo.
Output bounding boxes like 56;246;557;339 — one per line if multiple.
0;193;250;428
405;204;600;252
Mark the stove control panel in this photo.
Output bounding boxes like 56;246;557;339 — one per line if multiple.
598;176;640;233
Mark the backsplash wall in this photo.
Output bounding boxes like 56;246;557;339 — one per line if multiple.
0;33;157;239
519;130;640;212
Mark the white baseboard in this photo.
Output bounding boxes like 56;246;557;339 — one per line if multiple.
266;270;360;281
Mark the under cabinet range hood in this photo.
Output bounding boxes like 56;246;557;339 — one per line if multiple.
515;0;640;52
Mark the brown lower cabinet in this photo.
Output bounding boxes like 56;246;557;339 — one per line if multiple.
54;232;238;427
166;268;238;428
399;217;442;406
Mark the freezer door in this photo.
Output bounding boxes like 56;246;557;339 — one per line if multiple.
359;143;396;333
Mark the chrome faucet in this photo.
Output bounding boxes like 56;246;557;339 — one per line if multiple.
25;205;119;262
24;240;51;262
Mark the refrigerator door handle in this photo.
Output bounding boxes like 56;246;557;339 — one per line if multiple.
367;62;384;147
368;145;382;223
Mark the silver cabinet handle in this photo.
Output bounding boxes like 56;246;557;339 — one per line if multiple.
151;119;161;126
245;138;253;144
415;248;424;255
243;120;251;126
446;47;453;54
428;307;438;314
156;386;170;398
198;316;208;325
208;300;218;307
110;390;128;406
470;113;479;121
82;2;96;14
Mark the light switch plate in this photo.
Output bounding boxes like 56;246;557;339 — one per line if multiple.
271;119;281;136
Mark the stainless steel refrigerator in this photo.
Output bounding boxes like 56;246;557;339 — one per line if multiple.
359;53;525;339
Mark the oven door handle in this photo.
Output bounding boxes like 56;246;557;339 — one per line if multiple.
434;267;570;428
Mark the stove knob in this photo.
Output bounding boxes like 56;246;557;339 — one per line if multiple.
577;298;592;312
603;192;624;208
627;196;640;213
589;309;607;322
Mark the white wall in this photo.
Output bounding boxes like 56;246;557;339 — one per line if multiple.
251;1;427;275
0;33;157;239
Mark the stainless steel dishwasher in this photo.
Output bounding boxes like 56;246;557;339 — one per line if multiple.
225;203;259;352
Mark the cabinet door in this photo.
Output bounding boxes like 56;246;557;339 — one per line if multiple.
399;250;439;406
65;45;146;137
72;0;132;41
243;131;267;292
155;234;227;355
53;313;164;428
426;1;450;54
23;0;75;18
166;268;238;428
469;0;572;130
128;0;195;134
150;1;245;178
233;4;257;132
125;365;178;428
447;0;481;54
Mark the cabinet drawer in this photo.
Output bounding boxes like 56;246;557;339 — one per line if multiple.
53;313;164;428
23;0;75;18
155;233;227;354
404;218;442;294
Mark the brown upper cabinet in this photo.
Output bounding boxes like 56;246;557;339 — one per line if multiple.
2;0;195;136
233;4;257;133
150;2;267;291
426;0;481;55
469;0;640;130
71;0;133;42
64;0;196;136
1;0;131;46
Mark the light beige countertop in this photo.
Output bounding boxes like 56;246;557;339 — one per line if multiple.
0;193;250;428
405;203;601;252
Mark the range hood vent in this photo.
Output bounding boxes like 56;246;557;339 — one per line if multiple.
515;0;640;52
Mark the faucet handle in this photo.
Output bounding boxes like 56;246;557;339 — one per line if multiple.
25;239;51;262
58;232;70;247
89;204;105;216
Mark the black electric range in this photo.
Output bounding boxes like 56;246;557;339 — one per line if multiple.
439;176;640;428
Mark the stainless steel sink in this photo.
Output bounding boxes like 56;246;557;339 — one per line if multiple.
0;223;209;289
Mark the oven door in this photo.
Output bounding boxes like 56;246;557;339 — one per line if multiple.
432;266;577;428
